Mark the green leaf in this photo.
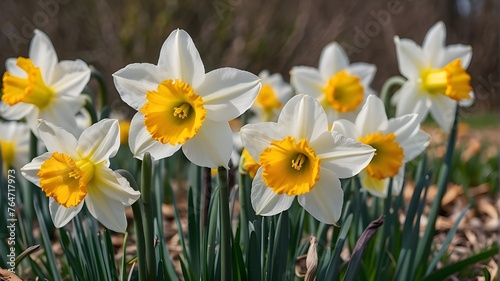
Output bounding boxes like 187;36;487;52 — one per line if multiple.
421;244;498;281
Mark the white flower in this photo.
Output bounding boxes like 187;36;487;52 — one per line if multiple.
249;70;293;122
332;95;430;197
113;29;261;168
1;29;91;137
240;94;374;224
392;21;474;132
290;42;376;123
0;121;29;176
21;119;140;233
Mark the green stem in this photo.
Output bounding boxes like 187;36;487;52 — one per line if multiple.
416;104;460;269
90;66;109;111
238;172;249;250
218;166;232;280
141;153;156;279
380;76;406;118
117;170;147;281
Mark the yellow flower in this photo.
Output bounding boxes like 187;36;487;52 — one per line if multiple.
393;21;474;132
332;95;430;197
1;29;91;136
249;70;292;122
240;94;374;224
290;42;376;123
21;119;140;232
113;29;261;168
0;121;29;176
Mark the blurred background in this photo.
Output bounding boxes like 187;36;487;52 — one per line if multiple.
0;0;499;117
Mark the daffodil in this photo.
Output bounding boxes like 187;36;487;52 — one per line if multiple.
1;29;91;136
249;70;293;122
290;42;376;123
332;95;430;197
240;94;374;224
21;119;140;233
392;21;474;132
0;121;29;176
113;29;261;168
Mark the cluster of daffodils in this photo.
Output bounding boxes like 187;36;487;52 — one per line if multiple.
0;20;474;230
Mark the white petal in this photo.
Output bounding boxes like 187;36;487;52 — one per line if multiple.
394;36;426;79
0;102;33;120
423;22;446;67
331;119;359;139
290;66;324;99
93;166;140;206
129;113;181;160
29;29;58;83
440;44;473;68
20;152;52;186
198;68;261;122
85;184;129;233
318;42;349;79
391;166;406;195
5;58;26;77
78;119;120;163
239;122;283;160
251;168;295;216
112;63;167;110
393;81;430;123
37;120;78;156
49;198;84;228
279;94;328;141
399;130;430;162
384;114;420;142
50;60;91;96
182;119;233;168
38;97;83;137
355;95;388;136
157;29;205;88
312;131;374;178
346;62;377;87
298;169;343;224
428;95;456;133
359;171;390;198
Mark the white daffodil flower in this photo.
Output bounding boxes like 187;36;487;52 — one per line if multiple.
332;95;430;198
1;29;91;137
290;42;376;123
113;29;261;168
240;94;375;224
0;121;29;176
21;119;140;233
392;21;474;132
249;70;293;122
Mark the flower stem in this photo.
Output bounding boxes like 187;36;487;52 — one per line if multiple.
218;166;232;280
90;66;109;114
141;153;156;279
415;104;459;268
116;169;147;281
380;76;406;118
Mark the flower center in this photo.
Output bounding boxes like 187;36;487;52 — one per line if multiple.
38;152;95;208
1;57;55;109
241;148;260;179
140;79;206;146
0;140;15;168
358;132;404;180
421;59;472;101
256;84;282;113
322;70;364;112
259;136;320;196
